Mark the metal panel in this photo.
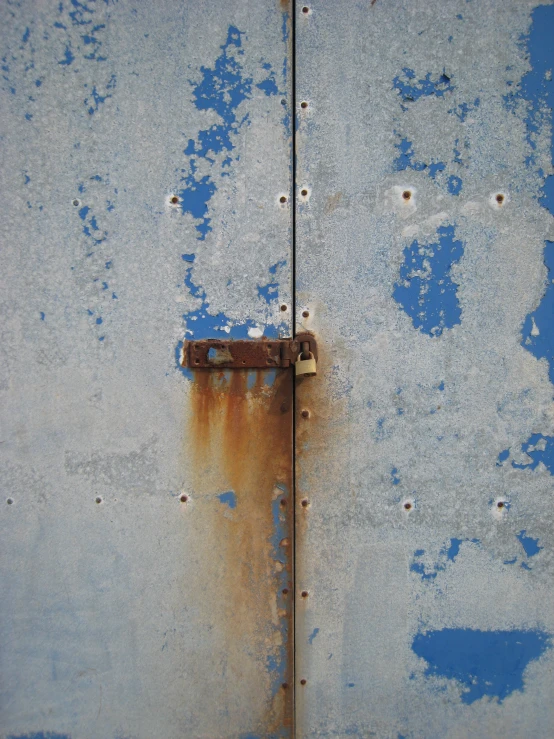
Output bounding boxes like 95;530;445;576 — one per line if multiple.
295;1;554;737
0;2;293;737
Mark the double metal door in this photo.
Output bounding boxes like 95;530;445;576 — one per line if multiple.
1;1;553;737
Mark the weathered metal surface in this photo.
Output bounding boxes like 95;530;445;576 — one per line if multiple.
183;333;318;368
0;1;292;737
295;1;554;737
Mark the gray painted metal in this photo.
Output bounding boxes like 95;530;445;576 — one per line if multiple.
295;1;554;737
0;2;292;737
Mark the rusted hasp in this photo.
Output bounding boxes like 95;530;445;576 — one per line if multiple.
183;333;318;369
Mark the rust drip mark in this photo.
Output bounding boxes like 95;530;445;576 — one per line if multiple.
187;368;293;735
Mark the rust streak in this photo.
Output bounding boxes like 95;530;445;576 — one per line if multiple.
187;368;293;735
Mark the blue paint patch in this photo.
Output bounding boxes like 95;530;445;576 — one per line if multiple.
393;225;464;337
511;433;554;474
391;467;400;485
257;282;279;304
218;491;237;509
84;75;116;115
412;628;550;704
508;6;554;165
427;161;446;179
40;312;45;321
410;538;480;581
58;45;74;66
446;537;479;561
516;530;543;558
182;266;265;339
257;76;278;96
447;175;462;195
308;627;320;644
393;135;452;185
176;26;280;239
450;98;480;122
393;136;426;172
521;241;554;384
393;68;453;104
496;448;510;466
181;253;195;262
22;27;30;43
7;734;70;739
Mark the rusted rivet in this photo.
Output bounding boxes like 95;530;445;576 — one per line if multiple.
282;682;289;690
301;6;309;14
301;409;310;419
280;304;288;312
497;501;505;509
280;401;289;413
300;101;308;109
170;195;179;204
402;190;411;201
180;494;189;503
496;193;504;205
95;496;102;504
404;502;412;511
301;498;309;508
6;498;13;505
280;498;287;507
301;188;308;197
301;590;309;598
282;588;289;595
302;310;309;318
300;678;307;685
280;195;287;204
72;199;80;206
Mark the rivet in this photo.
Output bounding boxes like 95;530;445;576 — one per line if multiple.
301;409;310;419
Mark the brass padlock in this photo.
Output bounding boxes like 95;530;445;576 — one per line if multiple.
295;351;317;377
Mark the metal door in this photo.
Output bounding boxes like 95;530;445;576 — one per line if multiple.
0;2;293;737
295;1;554;737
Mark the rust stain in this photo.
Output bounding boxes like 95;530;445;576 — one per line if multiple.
187;368;293;735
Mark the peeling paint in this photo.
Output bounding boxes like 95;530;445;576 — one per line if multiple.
412;628;551;704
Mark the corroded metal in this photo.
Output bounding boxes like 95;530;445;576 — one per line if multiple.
183;333;318;369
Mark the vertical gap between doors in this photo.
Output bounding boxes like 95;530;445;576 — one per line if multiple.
291;0;298;736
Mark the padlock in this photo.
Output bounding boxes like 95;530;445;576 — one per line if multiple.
295;351;317;377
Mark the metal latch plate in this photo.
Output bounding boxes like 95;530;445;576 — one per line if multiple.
183;334;317;369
